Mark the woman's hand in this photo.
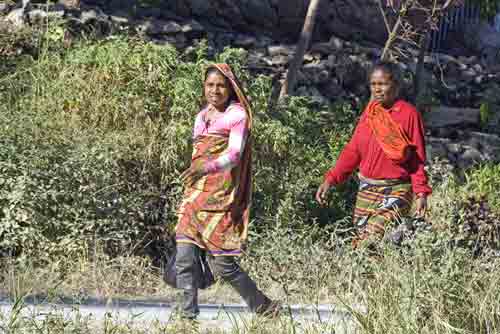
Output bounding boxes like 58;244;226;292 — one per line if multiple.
180;161;207;187
415;195;428;217
315;181;332;205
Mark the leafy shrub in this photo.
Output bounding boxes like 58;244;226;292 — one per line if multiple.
0;34;358;258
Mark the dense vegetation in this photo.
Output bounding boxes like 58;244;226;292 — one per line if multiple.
1;21;500;333
0;24;360;259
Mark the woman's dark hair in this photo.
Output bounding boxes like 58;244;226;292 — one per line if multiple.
368;60;403;90
202;67;238;108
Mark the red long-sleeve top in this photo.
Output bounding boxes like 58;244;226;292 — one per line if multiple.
325;100;432;196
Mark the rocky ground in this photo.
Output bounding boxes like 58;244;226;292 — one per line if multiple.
2;0;500;172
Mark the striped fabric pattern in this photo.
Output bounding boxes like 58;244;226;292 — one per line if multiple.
176;134;252;257
352;175;413;248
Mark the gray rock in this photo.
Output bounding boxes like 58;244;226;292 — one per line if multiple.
462;55;479;64
303;53;315;62
358;46;382;59
329;36;344;50
277;0;304;20
485;150;500;163
319;81;343;100
336;60;366;90
80;9;103;23
139;19;182;36
305;87;329;105
249;49;267;58
135;0;388;45
215;32;235;48
189;0;214;16
163;0;190;17
464;23;500;58
303;60;328;71
268;54;289;66
152;33;186;49
326;55;337;69
157;20;182;34
424;106;480;128
233;34;257;48
434;127;456;138
462;68;477;79
457;158;473;170
181;19;204;35
109;14;130;25
317;70;330;84
296;85;309;96
461;147;483;162
302;61;330;84
310;42;335;55
447;152;458;163
468;132;500;147
255;36;273;48
174;32;186;48
241;0;277;29
294;70;307;85
426;142;448;161
447;142;464;155
465;137;482;150
268;44;295;57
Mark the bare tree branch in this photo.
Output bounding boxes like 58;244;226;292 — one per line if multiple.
380;0;462;60
377;0;392;33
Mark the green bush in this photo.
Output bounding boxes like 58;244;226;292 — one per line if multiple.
0;33;358;258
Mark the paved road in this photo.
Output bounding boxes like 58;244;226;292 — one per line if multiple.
0;298;356;333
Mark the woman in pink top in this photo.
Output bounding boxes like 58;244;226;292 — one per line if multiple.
173;64;277;320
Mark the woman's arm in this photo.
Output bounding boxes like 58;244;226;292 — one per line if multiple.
317;120;362;204
324;122;363;186
406;109;432;196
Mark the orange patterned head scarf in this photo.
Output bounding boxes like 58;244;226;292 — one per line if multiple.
204;63;253;129
365;100;415;164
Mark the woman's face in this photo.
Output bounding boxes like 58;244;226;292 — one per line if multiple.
370;69;398;108
204;71;231;110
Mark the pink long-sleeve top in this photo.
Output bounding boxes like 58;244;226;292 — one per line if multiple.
324;100;432;196
193;103;249;173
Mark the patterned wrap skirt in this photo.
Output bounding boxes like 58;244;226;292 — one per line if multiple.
352;174;413;248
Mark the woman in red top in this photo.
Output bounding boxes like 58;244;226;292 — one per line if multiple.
316;61;431;247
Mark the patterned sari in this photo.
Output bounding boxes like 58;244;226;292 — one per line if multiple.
176;135;252;256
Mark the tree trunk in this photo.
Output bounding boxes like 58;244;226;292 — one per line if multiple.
279;0;322;99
